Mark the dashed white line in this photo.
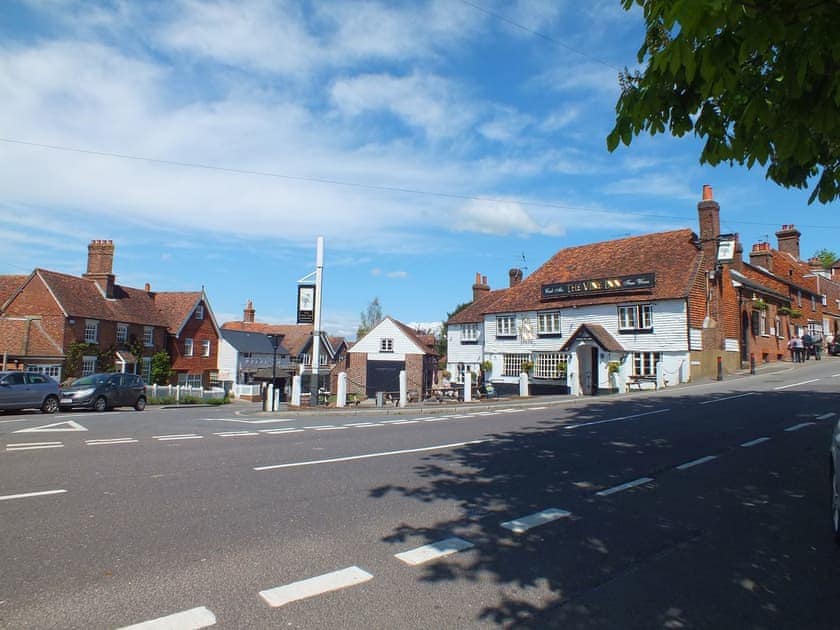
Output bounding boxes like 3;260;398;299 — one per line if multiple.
259;566;373;608
85;438;138;445
344;422;377;427
501;508;571;534
566;408;670;430
312;426;347;431
394;537;474;566
774;379;820;391
699;392;757;405
527;406;548;411
785;422;815;432
422;417;449;422
676;455;718;470
153;434;203;441
383;420;418;425
259;428;305;435
741;437;771;447
254;439;488;471
118;606;216;629
0;489;66;501
596;477;654;497
817;413;836;421
6;442;64;451
212;431;259;437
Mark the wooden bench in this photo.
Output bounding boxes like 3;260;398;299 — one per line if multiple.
626;375;657;392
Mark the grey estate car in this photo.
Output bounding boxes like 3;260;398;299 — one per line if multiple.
0;371;60;413
60;372;147;412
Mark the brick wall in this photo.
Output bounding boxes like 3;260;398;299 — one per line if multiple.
345;353;367;396
169;305;219;385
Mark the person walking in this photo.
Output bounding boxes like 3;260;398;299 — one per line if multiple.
792;335;804;363
787;336;796;362
814;333;823;360
802;332;813;360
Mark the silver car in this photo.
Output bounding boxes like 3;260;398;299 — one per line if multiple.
0;371;60;413
832;419;840;542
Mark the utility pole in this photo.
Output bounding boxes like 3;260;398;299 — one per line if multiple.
311;236;324;405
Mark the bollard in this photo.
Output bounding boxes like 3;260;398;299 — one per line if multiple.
716;356;723;381
750;353;756;375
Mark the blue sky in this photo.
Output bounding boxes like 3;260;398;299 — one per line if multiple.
1;0;837;339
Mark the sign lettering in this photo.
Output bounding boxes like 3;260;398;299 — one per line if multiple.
542;273;655;300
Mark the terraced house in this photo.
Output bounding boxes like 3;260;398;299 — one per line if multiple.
0;240;220;385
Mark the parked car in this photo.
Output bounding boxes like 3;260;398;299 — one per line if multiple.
829;340;840;356
0;371;60;413
831;418;840;543
60;373;147;412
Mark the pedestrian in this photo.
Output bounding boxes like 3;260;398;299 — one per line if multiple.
802;332;813;360
792;335;804;363
814;333;823;360
787;336;796;362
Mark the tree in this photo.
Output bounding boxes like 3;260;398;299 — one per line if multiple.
150;351;172;385
436;301;471;361
813;248;838;269
608;1;840;203
356;297;383;339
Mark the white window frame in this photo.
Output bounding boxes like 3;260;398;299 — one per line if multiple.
142;357;152;383
25;364;62;380
618;304;653;331
143;326;154;347
759;310;768;336
496;315;516;337
195;304;205;320
84;319;99;344
537;312;561;335
503;353;531;377
82;355;97;376
380;338;394;353
632;352;661;377
184;338;194;357
116;323;128;344
775;316;783;338
461;323;480;342
533;352;569;379
201;339;211;357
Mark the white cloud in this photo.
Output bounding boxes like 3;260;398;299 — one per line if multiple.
603;175;697;201
452;199;565;237
538;62;621;98
386;271;408;279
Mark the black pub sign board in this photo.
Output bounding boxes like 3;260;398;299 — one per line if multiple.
542;273;655;300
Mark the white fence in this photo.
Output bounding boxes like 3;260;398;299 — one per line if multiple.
146;384;226;401
232;384;262;400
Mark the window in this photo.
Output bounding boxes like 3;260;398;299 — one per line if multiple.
797;290;802;307
503;353;531;376
25;364;61;379
811;295;817;310
178;373;202;387
461;323;480;342
496;315;516;337
380;338;393;353
143;326;154;347
82;356;97;376
25;373;49;384
632;352;661;376
534;352;569;379
142;357;152;383
116;323;128;344
184;338;194;357
760;310;768;335
775;316;783;338
84;319;99;344
201;340;211;357
195;304;204;320
537;312;561;335
618;304;653;331
1;372;24;385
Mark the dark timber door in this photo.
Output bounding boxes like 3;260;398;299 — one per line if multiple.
590;347;599;395
366;360;404;397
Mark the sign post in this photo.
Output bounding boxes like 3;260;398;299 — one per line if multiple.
311;237;324;406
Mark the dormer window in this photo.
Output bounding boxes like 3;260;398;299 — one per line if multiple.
195;304;204;320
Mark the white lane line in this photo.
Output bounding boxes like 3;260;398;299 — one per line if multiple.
344;422;377;427
254;439;488;471
118;606;216;629
527;406;548;410
0;489;66;502
204;418;292;424
566;408;670;430
355;423;384;428
85;438;138;445
14;419;87;433
676;455;718;470
741;437;771;447
6;442;64;451
313;426;347;431
394;537;474;566
498;408;523;413
212;431;259;437
774;379;820;391
259;566;373;608
596;477;654;497
785;422;815;432
832;373;840;378
817;413;836;421
449;414;471;419
153;434;203;441
422;417;449;422
259;428;305;435
699;392;757;405
501;508;571;534
0;417;40;424
474;411;498;416
386;420;419;425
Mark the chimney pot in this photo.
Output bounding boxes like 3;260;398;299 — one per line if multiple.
702;184;713;200
144;282;151;292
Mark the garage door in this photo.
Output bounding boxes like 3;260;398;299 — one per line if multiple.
366;360;404;397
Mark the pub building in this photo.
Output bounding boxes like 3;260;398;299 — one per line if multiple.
446;186;839;396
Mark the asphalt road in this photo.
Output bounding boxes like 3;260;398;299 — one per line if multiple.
1;360;839;629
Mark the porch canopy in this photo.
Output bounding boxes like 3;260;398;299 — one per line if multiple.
560;323;625;353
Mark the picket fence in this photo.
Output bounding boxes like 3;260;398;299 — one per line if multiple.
146;384;226;401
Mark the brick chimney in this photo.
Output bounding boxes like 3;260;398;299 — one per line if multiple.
732;234;744;272
244;299;255;323
83;239;116;298
472;273;490;302
509;268;523;287
749;241;773;271
697;185;720;270
776;224;801;260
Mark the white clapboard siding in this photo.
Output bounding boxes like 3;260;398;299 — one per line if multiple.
446;325;484;365
690;328;703;350
350;318;427;361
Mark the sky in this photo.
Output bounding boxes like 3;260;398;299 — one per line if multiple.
1;0;837;340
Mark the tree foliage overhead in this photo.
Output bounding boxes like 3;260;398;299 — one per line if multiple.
608;0;840;203
356;297;384;340
813;248;838;269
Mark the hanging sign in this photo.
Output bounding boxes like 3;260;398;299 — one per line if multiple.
542;272;655;300
297;284;315;324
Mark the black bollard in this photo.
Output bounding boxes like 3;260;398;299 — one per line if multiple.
716;356;723;381
750;353;755;375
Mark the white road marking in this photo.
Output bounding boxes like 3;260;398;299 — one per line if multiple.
566;408;670;430
118;606;216;629
498;408;522;413
817;413;836;421
741;437;771;447
85;438;138;445
312;426;347;431
203;418;292;424
259;566;373;608
422;417;449;422
259;428;305;435
254;440;488;471
385;420;419;425
344;422;377;427
449;414;471;419
0;417;40;424
153;434;203;441
832;374;840;378
212;431;259;437
355;423;384;428
0;489;66;501
501;508;571;534
527;406;548;410
596;477;654;497
676;455;718;470
6;441;64;451
774;379;820;391
14;420;87;433
394;537;474;566
785;422;815;432
699;392;756;405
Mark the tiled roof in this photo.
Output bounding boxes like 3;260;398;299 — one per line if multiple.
220;328;290;355
37;269;169;326
0;275;28;310
390;317;438;355
152;291;202;333
0;317;64;357
560;323;624;353
730;269;790;302
222;322;316;357
460;229;702;318
447;289;508;325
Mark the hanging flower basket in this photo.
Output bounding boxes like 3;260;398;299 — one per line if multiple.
752;298;768;311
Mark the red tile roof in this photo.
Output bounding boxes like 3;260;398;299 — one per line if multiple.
152;291;203;334
560;323;624;353
0;317;63;357
0;275;28;310
389;317;438;355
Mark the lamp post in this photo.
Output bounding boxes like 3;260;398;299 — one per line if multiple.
267;333;280;412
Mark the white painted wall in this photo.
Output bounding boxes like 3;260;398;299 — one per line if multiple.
217;338;238;382
350;318;424;361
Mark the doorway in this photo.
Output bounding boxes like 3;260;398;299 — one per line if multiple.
576;345;600;395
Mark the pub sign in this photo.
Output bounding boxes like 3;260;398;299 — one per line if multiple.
542;272;655;300
297;284;315;324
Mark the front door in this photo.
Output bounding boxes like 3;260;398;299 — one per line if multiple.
741;311;749;363
590;347;599;395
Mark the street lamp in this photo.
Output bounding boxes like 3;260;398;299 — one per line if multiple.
267;334;280;412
